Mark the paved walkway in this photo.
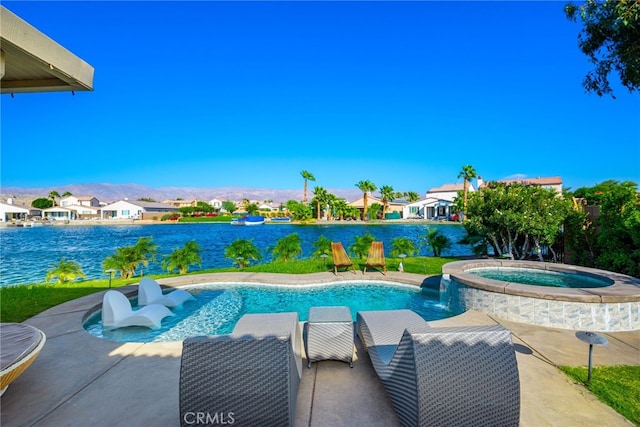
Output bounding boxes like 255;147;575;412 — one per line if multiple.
2;272;638;426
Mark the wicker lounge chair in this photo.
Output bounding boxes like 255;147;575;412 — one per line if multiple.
138;278;194;308
0;323;46;395
364;241;387;275
180;312;302;427
101;290;173;330
331;242;356;274
357;310;520;427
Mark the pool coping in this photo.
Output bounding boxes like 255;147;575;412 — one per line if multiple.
442;260;640;303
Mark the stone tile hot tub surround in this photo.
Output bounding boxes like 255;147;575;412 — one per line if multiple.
441;260;640;331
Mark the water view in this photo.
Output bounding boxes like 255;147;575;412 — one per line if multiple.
0;222;469;287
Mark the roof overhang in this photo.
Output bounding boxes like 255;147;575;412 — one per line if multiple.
0;6;94;94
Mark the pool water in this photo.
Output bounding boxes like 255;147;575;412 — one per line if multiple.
84;281;458;343
466;267;613;288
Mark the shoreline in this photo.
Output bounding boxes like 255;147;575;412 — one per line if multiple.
1;218;462;227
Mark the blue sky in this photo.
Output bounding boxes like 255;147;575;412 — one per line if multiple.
1;1;639;195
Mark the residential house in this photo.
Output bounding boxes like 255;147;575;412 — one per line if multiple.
43;206;73;221
163;199;199;208
101;200;177;220
60;196;100;207
208;198;223;211
0;200;41;222
349;195;405;219
478;176;563;193
421;183;475;220
66;204;101;220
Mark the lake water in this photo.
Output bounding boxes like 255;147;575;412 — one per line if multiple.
0;222;469;287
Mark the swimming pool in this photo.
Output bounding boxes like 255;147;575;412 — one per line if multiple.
84;281;459;342
466;267;613;288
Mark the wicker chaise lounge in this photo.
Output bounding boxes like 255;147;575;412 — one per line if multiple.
180;312;302;427
357;310;520;427
0;323;46;395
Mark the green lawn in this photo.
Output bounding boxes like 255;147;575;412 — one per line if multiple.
0;256;456;323
559;365;640;426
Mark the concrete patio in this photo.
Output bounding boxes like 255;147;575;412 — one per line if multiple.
1;272;638;426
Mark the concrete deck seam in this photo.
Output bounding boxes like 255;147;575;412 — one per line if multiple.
605;333;640;352
487;314;558;367
307;364;318;427
30;342;146;426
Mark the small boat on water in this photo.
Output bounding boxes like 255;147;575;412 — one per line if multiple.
231;215;265;226
270;217;291;223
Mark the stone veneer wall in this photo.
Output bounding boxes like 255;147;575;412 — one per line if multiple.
441;275;640;332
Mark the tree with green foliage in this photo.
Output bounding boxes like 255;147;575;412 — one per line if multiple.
312;186;329;220
300;170;316;204
224;238;262;269
102;236;158;279
137;197;157;202
286;199;313;221
222;200;238;215
350;233;376;259
245;202;260;216
32;197;53;209
268;233;303;262
390;237;418;257
62;191;72;198
369;202;383;220
403;191;420;203
162;240;202;274
356;180;377;221
567;180;640;276
565;0;640;97
48;191;60;207
331;198;349;221
457;165;477;220
312;235;332;258
424;227;452;257
45;258;86;283
464;182;570;261
379;185;396;219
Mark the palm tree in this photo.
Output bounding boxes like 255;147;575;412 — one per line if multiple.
312;186;329;220
356;180;377;221
350;233;376;259
457;165;477;220
224;238;262;270
300;170;316;204
62;191;73;197
390;237;418;257
424;227;452;257
132;237;158;276
268;233;303;262
48;190;61;207
404;191;420;203
332;198;349;221
379;185;396;219
45;258;86;283
161;240;202;274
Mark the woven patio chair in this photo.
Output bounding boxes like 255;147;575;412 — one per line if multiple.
364;241;387;275
180;312;302;427
357;310;520;427
331;242;356;274
0;323;46;396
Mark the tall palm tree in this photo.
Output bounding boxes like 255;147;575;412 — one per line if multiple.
48;190;61;207
312;186;329;220
403;191;420;203
300;170;315;204
379;185;395;219
457;165;477;220
356;180;377;221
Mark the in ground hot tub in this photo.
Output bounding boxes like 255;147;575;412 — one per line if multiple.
441;260;640;331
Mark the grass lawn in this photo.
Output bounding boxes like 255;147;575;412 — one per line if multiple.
559;365;640;426
0;256;456;323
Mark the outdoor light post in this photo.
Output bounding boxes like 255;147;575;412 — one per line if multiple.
398;254;407;272
576;331;609;384
105;269;116;289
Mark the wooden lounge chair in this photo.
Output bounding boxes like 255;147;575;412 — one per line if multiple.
0;323;46;396
364;241;387;275
331;242;356;275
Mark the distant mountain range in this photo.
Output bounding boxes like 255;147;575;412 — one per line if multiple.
0;183;363;206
